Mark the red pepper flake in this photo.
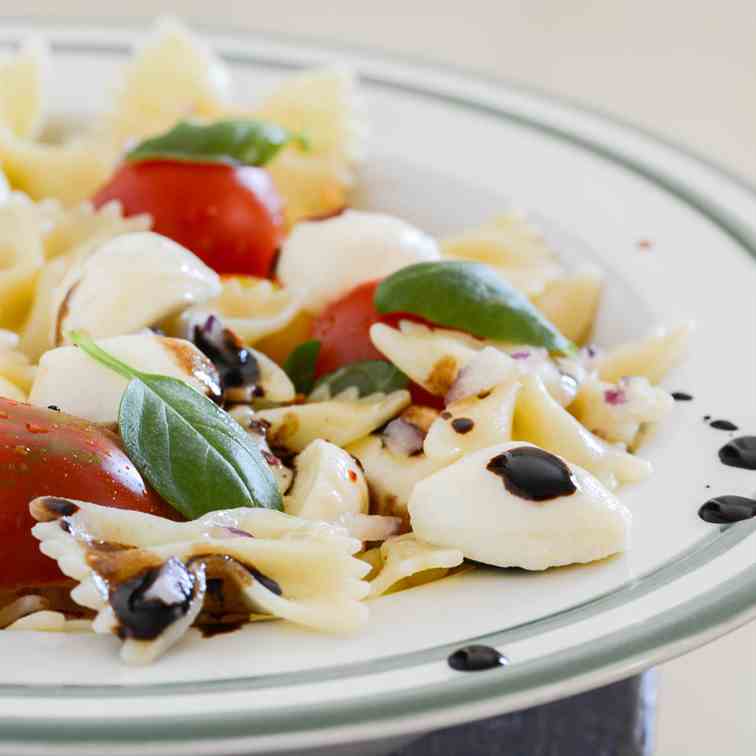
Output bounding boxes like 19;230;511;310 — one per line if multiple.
25;423;50;434
637;239;653;250
348;469;358;483
604;388;627;406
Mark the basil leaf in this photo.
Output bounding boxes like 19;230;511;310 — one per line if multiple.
70;332;282;518
314;360;409;398
375;261;574;354
283;340;321;395
126;119;307;167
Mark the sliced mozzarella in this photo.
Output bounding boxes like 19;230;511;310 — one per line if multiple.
257;390;410;453
409;442;631;571
424;379;520;464
346;434;445;529
277;211;440;314
29;334;220;424
52;232;221;345
284;440;368;521
513;374;651;489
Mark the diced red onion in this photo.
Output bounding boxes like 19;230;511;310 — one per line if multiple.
383;418;425;456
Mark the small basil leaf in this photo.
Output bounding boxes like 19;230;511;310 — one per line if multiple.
70;332;282;518
283;340;321;395
314;360;409;398
374;260;574;354
126;119;307;167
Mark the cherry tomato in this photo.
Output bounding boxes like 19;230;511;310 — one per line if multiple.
92;160;284;277
0;399;177;591
310;281;443;408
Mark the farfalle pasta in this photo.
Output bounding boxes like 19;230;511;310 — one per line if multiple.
0;19;690;665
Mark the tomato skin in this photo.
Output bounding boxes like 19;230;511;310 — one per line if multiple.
0;399;176;591
311;280;385;376
92;160;284;277
311;282;444;408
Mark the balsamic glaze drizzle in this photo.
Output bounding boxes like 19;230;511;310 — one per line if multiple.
698;496;756;524
448;645;509;672
486;447;577;501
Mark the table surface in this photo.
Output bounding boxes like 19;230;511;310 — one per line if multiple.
7;2;756;754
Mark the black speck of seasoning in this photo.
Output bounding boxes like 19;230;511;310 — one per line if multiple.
46;405;61;412
486;447;577;501
703;415;712;421
246;565;282;596
451;417;475;434
110;558;196;641
710;419;738;432
440;411;452;420
699;496;756;524
671;392;693;402
719;437;756;471
705;484;711;489
448;645;509;672
477;390;491;400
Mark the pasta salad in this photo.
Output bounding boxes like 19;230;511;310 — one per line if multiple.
0;20;691;664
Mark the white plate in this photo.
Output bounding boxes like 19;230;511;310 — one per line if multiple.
1;22;756;756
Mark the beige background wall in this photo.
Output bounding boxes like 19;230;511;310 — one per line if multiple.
3;2;755;754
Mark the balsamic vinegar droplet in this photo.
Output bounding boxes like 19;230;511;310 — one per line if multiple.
710;419;738;431
447;645;509;672
719;437;756;471
698;496;756;524
671;392;693;401
486;447;577;501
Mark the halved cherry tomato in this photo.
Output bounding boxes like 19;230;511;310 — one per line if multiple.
0;399;177;591
310;281;443;408
92;160;284;277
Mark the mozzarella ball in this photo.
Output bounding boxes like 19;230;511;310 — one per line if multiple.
409;442;631;570
30;334;220;424
284;440;368;521
277;210;440;314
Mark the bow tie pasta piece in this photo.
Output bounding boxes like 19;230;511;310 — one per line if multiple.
0;129;119;206
367;534;464;597
52;232;221;345
370;321;480;397
424;379;521;465
177;276;302;346
441;212;564;297
0;345;35;400
409;442;631;571
0;37;48;140
596;323;694;385
42;199;152;263
0;194;45;330
371;320;581;406
278;211;440;316
104;18;230;146
254;68;367;227
30;334;220;424
30;498;370;664
570;375;674;448
532;265;603;345
257;389;410;453
514;374;651;490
